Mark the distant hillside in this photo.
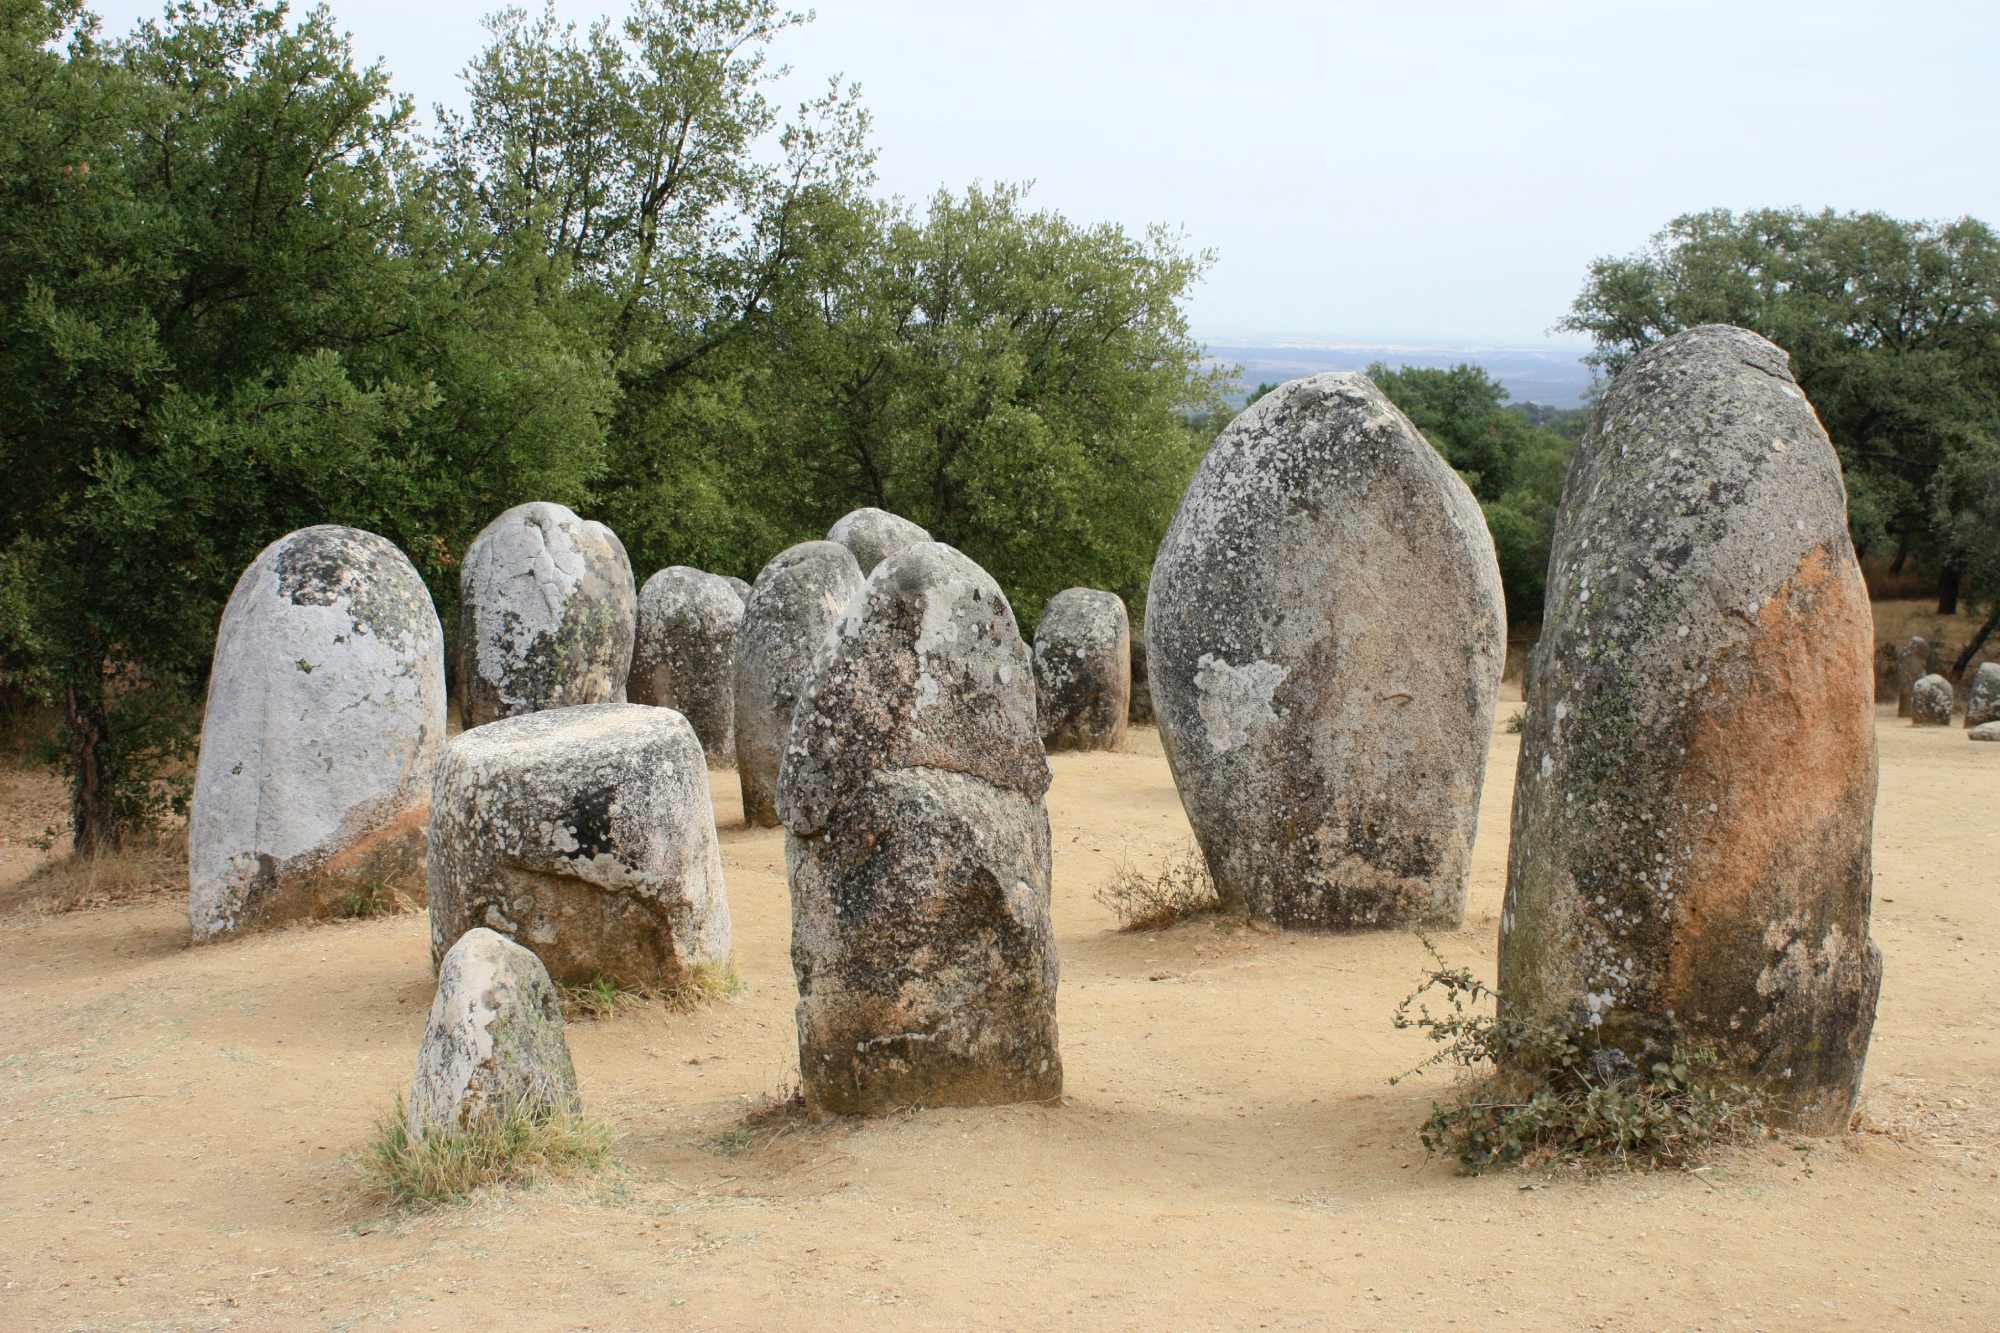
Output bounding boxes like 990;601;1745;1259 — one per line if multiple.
1203;340;1597;407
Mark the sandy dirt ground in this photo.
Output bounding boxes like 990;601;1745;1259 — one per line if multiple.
2;704;1996;1330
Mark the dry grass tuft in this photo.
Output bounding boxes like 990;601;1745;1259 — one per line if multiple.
558;962;743;1021
11;833;183;914
362;1096;614;1207
1095;842;1223;931
705;1081;811;1156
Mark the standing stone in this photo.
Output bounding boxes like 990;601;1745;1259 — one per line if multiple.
1502;325;1881;1134
723;575;752;605
780;543;1062;1115
1128;625;1156;725
1912;673;1954;726
630;566;743;765
189;526;445;942
427;703;730;987
1034;588;1132;751
1146;373;1506;930
827;507;931;574
407;928;579;1141
733;541;864;826
1895;636;1930;718
457;501;637;730
1964;662;2000;729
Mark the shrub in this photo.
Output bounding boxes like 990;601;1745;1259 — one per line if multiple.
363;1096;613;1207
1094;842;1222;930
1391;940;1764;1174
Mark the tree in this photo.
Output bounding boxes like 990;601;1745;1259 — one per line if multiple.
1560;209;2000;610
0;1;612;846
1934;443;2000;674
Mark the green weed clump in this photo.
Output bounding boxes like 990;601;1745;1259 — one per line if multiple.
558;962;742;1020
1392;940;1764;1174
364;1097;613;1207
1095;843;1222;930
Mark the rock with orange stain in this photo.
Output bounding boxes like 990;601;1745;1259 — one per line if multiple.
189;526;446;941
1501;324;1881;1134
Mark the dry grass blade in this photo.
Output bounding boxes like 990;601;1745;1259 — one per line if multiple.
557;962;743;1021
1095;842;1222;931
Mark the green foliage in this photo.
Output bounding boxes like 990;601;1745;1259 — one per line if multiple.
1367;363;1574;623
2;0;1218;842
364;1095;613;1207
1560;208;2000;580
1392;942;1764;1174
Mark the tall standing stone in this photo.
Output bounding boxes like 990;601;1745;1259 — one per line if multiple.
427;703;730;987
1146;373;1506;930
733;541;865;826
630;566;744;764
780;543;1062;1115
1033;588;1131;751
457;501;636;730
1895;636;1929;718
827;507;931;573
1964;662;2000;729
1502;325;1881;1133
189;526;445;942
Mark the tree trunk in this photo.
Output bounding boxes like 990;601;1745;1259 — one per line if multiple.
1888;546;1908;577
1938;565;1962;616
1952;604;2000;680
63;678;119;853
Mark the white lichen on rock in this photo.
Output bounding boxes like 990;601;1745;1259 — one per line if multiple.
406;927;579;1140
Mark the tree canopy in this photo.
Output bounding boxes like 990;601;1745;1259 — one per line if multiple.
1559;208;2000;612
0;0;1221;845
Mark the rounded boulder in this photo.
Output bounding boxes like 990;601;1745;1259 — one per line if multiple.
1964;662;2000;729
733;541;864;826
827;507;931;574
1033;588;1132;751
407;927;579;1141
630;566;744;765
1912;673;1954;726
427;703;730;988
189;526;445;942
457;501;636;729
1146;372;1506;930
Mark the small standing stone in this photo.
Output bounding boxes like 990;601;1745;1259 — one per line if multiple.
189;526;445;941
1147;372;1506;930
733;541;864;826
1912;673;1954;726
827;507;931;573
630;566;744;765
427;703;731;988
1034;588;1131;751
458;501;637;729
1128;626;1155;725
406;928;579;1141
780;543;1061;1115
1502;325;1880;1133
1964;662;2000;729
1896;636;1930;718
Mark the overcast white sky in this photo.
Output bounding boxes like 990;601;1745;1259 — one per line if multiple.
85;0;2000;344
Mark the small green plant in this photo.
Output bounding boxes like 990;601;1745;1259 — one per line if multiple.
332;878;401;920
1504;708;1528;734
363;1096;613;1206
1095;843;1222;930
704;1082;809;1156
1391;939;1763;1174
558;963;743;1020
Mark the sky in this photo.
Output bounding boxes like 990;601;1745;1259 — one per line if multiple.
83;0;2000;346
